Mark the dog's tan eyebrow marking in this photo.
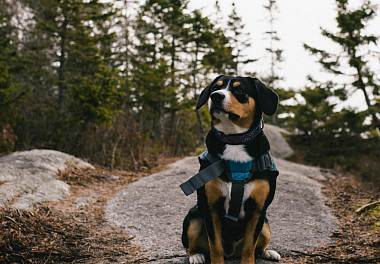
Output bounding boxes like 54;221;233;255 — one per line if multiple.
233;82;241;87
217;81;223;86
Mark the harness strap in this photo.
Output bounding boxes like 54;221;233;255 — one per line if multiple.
225;181;245;222
180;159;224;196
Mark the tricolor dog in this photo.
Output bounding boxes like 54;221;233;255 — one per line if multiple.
180;75;281;264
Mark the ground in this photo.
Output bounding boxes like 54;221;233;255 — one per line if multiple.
282;173;380;264
0;158;379;263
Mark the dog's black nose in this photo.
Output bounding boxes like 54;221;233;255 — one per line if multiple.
210;92;225;103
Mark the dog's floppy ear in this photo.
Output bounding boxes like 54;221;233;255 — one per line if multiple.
196;75;224;110
247;77;278;116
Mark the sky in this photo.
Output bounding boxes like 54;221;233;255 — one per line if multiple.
187;0;380;110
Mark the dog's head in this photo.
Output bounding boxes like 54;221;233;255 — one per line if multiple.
196;75;278;134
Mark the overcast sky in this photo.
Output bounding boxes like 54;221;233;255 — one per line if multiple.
188;0;380;110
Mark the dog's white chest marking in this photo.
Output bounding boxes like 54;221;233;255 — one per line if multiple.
220;144;252;163
218;179;255;219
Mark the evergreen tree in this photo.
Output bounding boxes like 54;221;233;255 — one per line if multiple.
132;1;180;141
0;1;20;119
226;2;255;75
263;0;283;87
185;9;234;144
291;79;335;136
262;0;293;126
201;28;235;75
304;0;380;131
0;0;25;151
290;77;367;137
16;0;123;153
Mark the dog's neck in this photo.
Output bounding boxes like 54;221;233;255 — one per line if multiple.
212;119;263;145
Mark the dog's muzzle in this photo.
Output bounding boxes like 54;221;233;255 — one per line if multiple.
210;92;240;121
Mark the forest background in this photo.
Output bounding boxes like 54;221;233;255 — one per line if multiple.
0;0;379;189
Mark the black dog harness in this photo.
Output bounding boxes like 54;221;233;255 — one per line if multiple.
180;149;277;223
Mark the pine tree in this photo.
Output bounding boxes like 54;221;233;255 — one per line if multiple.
304;0;380;131
290;77;367;137
0;0;25;129
263;0;283;87
132;1;179;141
211;0;224;28
262;0;293;126
291;79;335;136
185;9;234;144
16;0;123;154
226;2;255;75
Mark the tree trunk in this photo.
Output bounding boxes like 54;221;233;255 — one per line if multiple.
360;86;380;130
356;69;380;130
191;39;206;145
57;12;68;118
171;36;175;88
196;108;205;146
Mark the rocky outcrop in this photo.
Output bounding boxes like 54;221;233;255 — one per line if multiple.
0;149;93;209
264;124;294;159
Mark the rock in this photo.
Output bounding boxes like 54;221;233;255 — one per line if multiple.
0;149;94;209
264;124;294;159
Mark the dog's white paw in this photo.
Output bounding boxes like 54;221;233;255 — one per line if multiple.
189;253;206;264
259;249;281;261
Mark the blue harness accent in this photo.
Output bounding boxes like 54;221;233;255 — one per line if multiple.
228;161;252;181
200;149;208;159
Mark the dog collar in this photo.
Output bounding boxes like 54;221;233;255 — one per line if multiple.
213;119;263;145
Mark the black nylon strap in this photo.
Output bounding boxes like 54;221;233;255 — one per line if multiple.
254;152;277;172
205;151;220;163
226;181;245;221
180;159;224;196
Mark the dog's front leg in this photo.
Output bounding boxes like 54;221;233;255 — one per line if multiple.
204;180;225;264
241;211;265;264
205;210;224;264
241;179;270;264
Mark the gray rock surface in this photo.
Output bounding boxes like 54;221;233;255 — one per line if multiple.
105;157;337;263
264;124;294;159
0;149;94;209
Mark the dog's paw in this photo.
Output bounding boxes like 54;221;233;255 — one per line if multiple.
189;253;206;264
259;250;281;261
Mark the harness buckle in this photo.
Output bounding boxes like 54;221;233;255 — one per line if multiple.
224;214;239;222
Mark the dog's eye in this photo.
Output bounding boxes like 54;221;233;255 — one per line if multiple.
212;86;220;92
235;88;245;95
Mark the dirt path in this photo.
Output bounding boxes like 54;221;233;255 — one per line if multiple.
105;156;337;263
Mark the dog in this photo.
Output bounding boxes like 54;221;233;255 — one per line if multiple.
181;75;281;264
